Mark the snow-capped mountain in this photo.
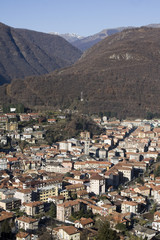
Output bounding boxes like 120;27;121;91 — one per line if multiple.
50;32;84;43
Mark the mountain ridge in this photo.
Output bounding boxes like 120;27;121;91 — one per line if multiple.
1;27;160;118
50;32;84;43
56;24;160;52
0;22;82;85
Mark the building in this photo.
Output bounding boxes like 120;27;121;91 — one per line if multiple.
88;174;105;195
0;198;21;210
37;185;58;202
65;183;85;197
118;167;133;182
24;201;44;216
6;122;18;131
121;201;139;214
0;211;14;237
60;189;70;200
53;225;80;240
48;195;65;205
134;186;150;197
154;211;160;221
84;140;90;155
14;189;32;204
152;220;160;231
0;189;15;200
134;224;157;240
16;216;38;232
16;231;30;240
57;200;80;222
77;190;89;199
75;217;94;229
0;158;7;170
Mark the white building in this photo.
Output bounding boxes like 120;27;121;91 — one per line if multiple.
0;158;7;170
88;174;105;195
14;189;32;204
16;216;38;232
121;201;139;214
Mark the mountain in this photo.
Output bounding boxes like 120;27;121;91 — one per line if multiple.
0;22;82;85
50;32;84;43
1;27;160;118
71;27;133;51
145;23;160;28
63;24;160;52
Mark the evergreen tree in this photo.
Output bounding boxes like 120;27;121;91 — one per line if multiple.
49;202;56;218
96;221;120;240
154;165;160;177
1;220;11;239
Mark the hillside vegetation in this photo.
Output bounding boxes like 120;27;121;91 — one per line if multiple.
1;27;160;118
0;22;82;85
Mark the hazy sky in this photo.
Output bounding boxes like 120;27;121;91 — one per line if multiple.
1;0;160;36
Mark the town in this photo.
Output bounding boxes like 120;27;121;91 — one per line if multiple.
0;107;160;240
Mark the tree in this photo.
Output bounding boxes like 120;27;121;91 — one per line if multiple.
154;165;160;177
18;140;28;153
96;221;120;240
71;193;77;200
49;202;56;219
64;172;74;178
115;223;127;232
150;203;157;214
156;156;160;162
146;112;154;120
1;220;12;239
136;176;144;185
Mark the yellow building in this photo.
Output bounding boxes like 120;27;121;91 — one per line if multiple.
38;186;58;202
60;189;70;200
6;122;18;131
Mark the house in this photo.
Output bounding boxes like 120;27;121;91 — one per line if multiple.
121;189;138;198
134;186;150;197
107;212;131;228
16;216;38;232
154;211;160;221
57;200;80;222
33;131;44;139
121;201;139;214
16;231;30;240
77;190;89;199
53;225;80;240
152;220;160;231
134;224;157;240
105;170;119;188
65;183;86;197
19;114;31;122
89;204;102;215
28;113;39;120
88;174;105;195
0;115;8;122
60;189;70;200
118;167;133;182
101;204;116;215
24;201;44;216
14;189;32;204
45;163;69;173
75;217;94;229
0;197;21;210
152;186;160;203
47;119;56;123
0;211;14;237
48;195;65;205
0;189;15;200
6;122;18;131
